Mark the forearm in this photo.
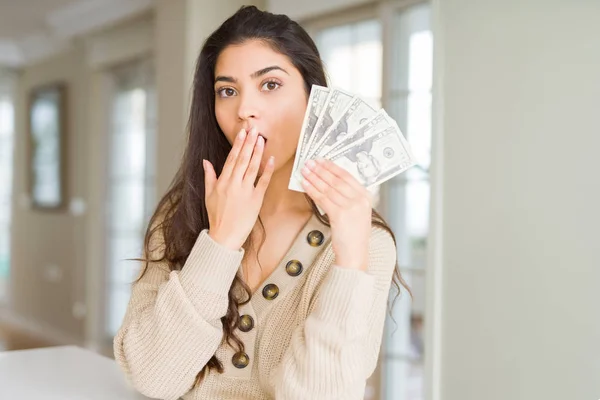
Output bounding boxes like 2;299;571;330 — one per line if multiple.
114;228;245;399
115;274;227;400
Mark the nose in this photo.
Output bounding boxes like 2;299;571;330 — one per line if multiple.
237;90;259;127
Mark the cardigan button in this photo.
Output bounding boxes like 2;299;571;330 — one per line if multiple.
285;260;303;276
307;230;324;247
232;351;250;369
262;283;279;300
239;314;254;332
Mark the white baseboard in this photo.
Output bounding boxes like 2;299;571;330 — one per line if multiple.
0;307;83;347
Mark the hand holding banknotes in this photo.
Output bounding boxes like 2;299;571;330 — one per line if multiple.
289;84;418;216
301;158;371;271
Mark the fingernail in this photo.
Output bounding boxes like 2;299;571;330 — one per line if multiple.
238;129;246;139
202;159;207;169
306;160;315;168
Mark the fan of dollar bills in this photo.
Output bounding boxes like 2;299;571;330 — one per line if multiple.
288;85;417;201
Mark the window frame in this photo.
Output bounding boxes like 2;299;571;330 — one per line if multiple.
0;68;17;307
101;56;156;345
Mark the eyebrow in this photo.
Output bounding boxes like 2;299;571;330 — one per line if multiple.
214;65;289;84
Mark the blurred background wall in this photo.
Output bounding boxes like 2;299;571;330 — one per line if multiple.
0;1;598;400
434;1;599;400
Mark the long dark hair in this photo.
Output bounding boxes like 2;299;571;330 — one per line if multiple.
133;5;411;386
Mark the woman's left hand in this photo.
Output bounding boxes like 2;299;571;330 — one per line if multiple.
301;158;372;271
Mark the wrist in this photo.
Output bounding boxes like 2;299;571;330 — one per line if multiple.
208;231;241;251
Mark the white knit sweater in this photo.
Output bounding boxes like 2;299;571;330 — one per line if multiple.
113;212;398;400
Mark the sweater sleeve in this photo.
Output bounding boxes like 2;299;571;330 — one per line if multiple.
113;227;244;400
270;228;398;400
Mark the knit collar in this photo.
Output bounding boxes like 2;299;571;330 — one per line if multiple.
224;211;332;379
237;211;332;318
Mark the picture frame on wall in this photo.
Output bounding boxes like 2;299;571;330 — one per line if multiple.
27;82;67;211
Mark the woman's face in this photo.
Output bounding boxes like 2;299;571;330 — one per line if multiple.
214;39;308;174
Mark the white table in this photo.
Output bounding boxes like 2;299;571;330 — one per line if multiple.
0;345;151;399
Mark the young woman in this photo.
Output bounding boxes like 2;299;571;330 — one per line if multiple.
114;5;410;400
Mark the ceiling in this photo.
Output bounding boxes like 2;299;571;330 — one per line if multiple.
0;0;76;40
0;0;154;67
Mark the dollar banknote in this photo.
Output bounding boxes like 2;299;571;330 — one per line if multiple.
289;88;353;191
288;85;330;192
290;110;395;196
306;96;377;161
302;88;353;160
287;86;416;201
328;124;416;189
320;109;393;159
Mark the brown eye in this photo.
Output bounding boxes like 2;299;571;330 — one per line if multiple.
217;87;236;98
261;81;281;91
